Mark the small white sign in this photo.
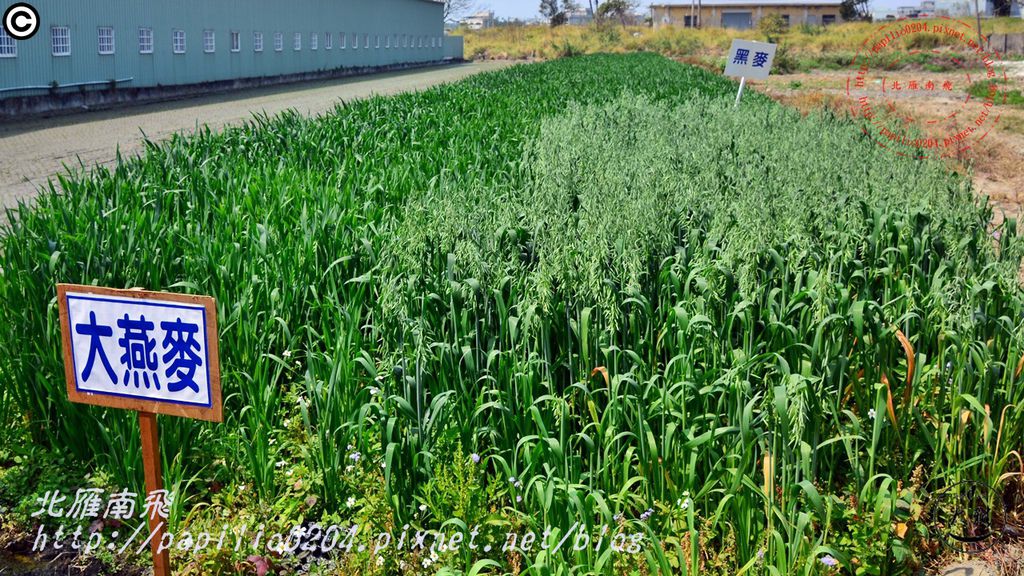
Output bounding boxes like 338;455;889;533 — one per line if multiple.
724;39;777;80
62;288;215;409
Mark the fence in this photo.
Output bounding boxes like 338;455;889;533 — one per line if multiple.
990;33;1024;54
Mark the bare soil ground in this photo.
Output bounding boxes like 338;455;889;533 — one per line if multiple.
0;61;512;212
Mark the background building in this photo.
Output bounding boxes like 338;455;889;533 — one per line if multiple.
0;0;459;100
651;0;843;29
567;7;595;25
984;0;1023;16
460;10;496;30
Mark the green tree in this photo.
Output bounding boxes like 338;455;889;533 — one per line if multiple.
758;13;788;36
540;0;568;26
596;0;636;26
840;0;871;20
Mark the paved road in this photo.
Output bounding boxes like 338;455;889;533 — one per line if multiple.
0;61;513;211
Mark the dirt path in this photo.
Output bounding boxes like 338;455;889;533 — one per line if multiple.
0;61;513;211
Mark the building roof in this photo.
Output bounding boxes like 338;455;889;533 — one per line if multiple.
652;0;842;6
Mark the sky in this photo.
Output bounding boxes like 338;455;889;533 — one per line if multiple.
481;0;965;20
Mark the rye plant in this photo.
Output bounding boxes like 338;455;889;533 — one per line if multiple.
1;54;1022;574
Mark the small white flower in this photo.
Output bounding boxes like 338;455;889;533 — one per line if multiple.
376;556;384;566
345;465;354;472
268;438;276;445
868;408;877;420
283;350;292;359
419;504;427;512
422;559;431;568
381;462;386;469
276;460;287;468
239;484;247;492
347;497;356;508
516;495;522;502
369;387;380;396
286;469;293;477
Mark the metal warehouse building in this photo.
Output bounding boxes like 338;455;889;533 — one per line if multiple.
651;0;844;29
0;0;462;100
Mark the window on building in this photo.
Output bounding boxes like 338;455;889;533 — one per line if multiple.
403;34;409;48
311;32;318;50
822;14;837;24
781;14;791;26
254;31;264;52
97;27;114;55
274;32;283;52
52;26;71;56
138;27;153;54
203;30;215;53
173;29;186;54
0;28;16;58
340;32;346;49
231;31;240;52
325;32;332;49
352;32;358;49
364;33;369;48
386;35;391;48
294;32;301;51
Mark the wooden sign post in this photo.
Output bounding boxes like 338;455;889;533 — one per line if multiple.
139;411;170;576
57;284;223;576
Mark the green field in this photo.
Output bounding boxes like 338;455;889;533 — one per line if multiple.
1;54;1023;575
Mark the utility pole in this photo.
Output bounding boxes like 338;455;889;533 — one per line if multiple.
974;0;983;47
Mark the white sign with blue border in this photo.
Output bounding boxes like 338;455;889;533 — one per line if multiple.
57;284;222;422
724;39;777;81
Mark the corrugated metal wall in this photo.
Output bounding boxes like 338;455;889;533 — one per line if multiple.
0;0;447;96
443;36;463;60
